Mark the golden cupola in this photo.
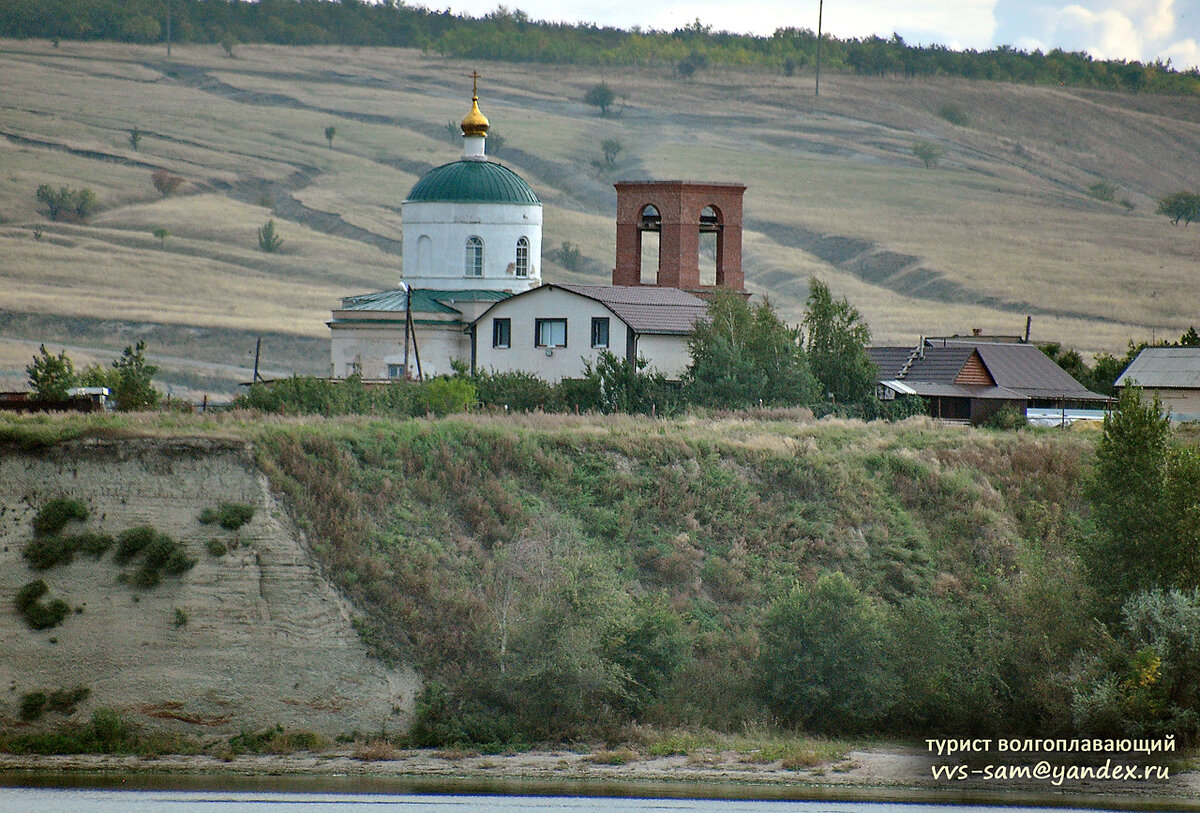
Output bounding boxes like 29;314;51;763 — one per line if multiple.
460;94;490;138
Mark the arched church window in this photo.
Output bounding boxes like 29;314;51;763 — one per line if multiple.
515;237;529;277
465;236;483;277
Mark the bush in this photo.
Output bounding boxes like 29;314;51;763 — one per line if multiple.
71;533;115;558
414;378;476;416
474;370;558;412
114;526;195;587
983;405;1027;430
23;536;78;570
115;526;158;565
199;503;255;531
32;498;89;536
937;102;970;126
15;580;71;630
151;169;184;198
755;572;895;732
550;241;584;271
1087;181;1117;202
207;539;228;557
20;692;48;721
35;184;98;222
47;686;91;714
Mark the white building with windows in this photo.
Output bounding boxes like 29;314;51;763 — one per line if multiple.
471;284;709;382
329;84;542;380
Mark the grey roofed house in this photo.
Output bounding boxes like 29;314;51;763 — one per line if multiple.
869;339;1108;424
1115;347;1200;420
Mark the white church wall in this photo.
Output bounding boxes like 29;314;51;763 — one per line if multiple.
401;201;541;292
331;321;471;380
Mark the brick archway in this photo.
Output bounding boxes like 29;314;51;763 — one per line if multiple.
613;180;746;292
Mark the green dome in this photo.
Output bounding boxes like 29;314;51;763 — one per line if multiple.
405;160;540;205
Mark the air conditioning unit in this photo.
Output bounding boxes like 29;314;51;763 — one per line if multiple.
545;348;554;356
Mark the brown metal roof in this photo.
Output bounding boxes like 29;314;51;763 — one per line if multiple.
468;284;709;336
973;343;1108;401
554;284;709;334
870;342;1107;402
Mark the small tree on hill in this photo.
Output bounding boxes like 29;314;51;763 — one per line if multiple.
912;140;945;169
803;278;876;403
152;227;170;247
258;219;283;253
36;185;98;222
1157;192;1200;226
584;82;616;116
324;125;336;147
601;138;623;166
151;168;183;198
128;128;142;151
26;345;76;402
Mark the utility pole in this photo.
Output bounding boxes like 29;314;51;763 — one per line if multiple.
166;0;172;58
815;0;824;97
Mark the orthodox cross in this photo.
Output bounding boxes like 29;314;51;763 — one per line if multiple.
470;70;482;97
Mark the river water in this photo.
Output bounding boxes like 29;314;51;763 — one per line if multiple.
0;787;1148;813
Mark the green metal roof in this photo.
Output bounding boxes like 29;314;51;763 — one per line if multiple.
338;288;511;315
405;160;540;205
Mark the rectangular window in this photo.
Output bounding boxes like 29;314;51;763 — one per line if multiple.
492;318;511;349
591;317;610;349
387;363;406;379
535;318;567;348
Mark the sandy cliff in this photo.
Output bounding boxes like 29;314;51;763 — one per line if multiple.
0;436;417;738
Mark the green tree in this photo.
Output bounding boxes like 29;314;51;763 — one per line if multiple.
36;185;98;222
151;169;183;197
912;140;945;169
684;289;818;408
600;137;622;166
257;219;283;252
26;345;76;402
1084;387;1172;604
583;82;616;116
128;128;142;151
1156;192;1200;226
109;341;160;411
802;278;876;403
755;572;894;732
579;351;675;415
324;125;336;147
152;227;170;247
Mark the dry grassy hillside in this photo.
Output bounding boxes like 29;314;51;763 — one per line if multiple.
1;39;1198;397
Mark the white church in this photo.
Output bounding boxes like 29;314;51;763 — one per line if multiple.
329;80;543;380
329;81;744;383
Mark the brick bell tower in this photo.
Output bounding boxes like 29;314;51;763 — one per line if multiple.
613;180;746;292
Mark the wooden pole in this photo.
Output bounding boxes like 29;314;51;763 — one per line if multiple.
253;337;262;383
403;285;411;379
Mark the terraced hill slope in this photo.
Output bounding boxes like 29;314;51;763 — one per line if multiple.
2;40;1198;396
